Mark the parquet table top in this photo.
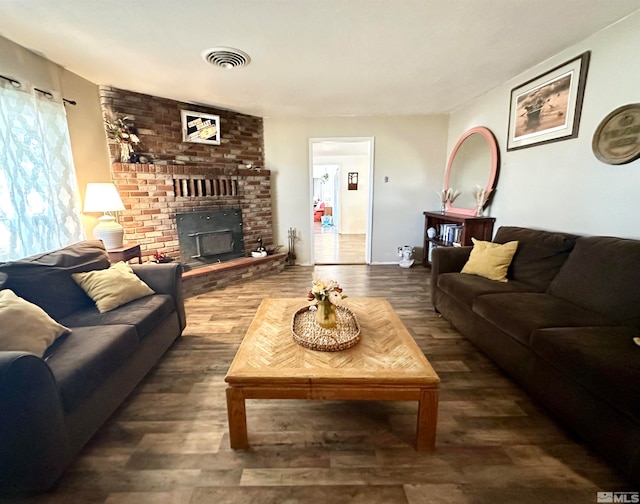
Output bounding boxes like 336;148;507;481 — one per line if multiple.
225;297;440;387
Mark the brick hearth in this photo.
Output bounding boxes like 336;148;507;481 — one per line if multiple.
181;253;287;297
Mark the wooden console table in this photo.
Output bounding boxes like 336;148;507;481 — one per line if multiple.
422;211;495;267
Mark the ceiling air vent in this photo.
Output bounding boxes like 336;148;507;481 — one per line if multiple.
201;47;251;69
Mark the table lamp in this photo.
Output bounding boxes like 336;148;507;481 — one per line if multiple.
84;183;126;250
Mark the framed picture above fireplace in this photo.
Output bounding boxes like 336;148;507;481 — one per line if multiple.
181;110;221;145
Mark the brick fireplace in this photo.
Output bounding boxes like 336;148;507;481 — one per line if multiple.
111;162;273;262
99;87;285;296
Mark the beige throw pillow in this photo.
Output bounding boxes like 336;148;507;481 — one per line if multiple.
0;289;70;356
72;262;154;313
461;238;519;282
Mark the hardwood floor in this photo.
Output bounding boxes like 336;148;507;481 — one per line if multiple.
314;222;365;264
6;265;633;503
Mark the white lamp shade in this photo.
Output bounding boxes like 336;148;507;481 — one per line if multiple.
84;183;125;213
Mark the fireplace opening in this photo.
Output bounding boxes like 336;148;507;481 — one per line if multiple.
176;209;245;270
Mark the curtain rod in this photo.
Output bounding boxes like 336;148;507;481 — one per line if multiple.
1;74;77;106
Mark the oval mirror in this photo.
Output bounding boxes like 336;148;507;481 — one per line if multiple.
444;126;499;216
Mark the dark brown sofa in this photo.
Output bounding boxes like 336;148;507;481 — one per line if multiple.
0;241;186;495
431;226;640;483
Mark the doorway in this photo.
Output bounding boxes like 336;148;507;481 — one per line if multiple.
309;138;373;264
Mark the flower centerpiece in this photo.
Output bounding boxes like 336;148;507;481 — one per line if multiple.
104;113;140;163
307;278;347;329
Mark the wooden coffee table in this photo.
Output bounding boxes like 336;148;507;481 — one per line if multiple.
224;297;440;451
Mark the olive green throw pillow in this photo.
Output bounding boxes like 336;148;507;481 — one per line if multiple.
461;238;519;282
0;289;70;356
72;261;154;313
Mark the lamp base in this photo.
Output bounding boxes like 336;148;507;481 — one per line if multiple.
93;214;124;250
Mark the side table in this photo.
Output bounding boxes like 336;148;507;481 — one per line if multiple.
107;243;142;264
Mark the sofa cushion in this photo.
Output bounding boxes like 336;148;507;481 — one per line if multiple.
493;226;577;291
530;327;640;424
548;236;640;329
0;289;70;356
59;294;175;341
46;325;138;412
461;238;518;282
438;273;533;309
0;240;110;321
472;292;613;345
72;262;154;313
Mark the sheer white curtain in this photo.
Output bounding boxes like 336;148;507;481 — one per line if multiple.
0;80;85;261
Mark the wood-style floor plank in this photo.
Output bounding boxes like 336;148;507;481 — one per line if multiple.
314;222;366;264
5;265;634;504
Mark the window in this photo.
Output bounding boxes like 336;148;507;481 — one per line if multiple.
0;81;84;261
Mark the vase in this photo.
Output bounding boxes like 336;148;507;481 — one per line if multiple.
316;300;337;329
119;143;132;163
475;205;484;217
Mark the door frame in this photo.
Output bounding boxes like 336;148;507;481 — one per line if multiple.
309;137;374;264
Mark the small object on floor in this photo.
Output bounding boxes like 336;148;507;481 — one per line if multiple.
398;245;415;268
287;227;297;265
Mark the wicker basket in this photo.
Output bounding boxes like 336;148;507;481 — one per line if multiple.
291;305;360;352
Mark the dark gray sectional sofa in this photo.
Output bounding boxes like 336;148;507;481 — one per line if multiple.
431;226;640;483
0;240;186;494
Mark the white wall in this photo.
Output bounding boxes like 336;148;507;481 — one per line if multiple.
447;11;640;239
264;115;449;265
338;155;369;235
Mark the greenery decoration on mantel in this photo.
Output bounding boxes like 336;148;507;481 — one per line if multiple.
104;113;140;162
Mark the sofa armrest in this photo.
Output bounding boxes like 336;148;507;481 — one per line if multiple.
0;352;72;493
130;263;186;331
431;245;473;275
430;246;472;311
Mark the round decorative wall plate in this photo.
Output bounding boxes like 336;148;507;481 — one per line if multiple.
592;103;640;165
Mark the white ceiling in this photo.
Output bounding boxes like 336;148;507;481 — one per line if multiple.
1;0;638;118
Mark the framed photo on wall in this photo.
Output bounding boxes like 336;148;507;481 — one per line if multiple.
181;110;221;145
348;172;358;190
507;51;590;151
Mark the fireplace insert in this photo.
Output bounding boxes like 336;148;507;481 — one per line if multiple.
176;209;244;269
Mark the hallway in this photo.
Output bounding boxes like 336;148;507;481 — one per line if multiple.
313;221;365;264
